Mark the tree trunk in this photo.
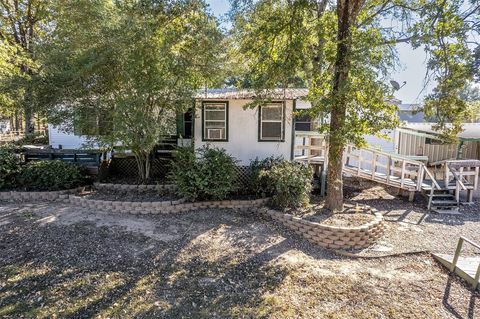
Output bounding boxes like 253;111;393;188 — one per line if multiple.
24;106;33;134
325;0;364;212
134;151;151;184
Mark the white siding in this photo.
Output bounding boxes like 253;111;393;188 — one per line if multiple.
194;99;294;165
48;124;93;149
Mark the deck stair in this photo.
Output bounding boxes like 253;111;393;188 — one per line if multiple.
295;133;480;212
427;191;459;213
433;237;480;290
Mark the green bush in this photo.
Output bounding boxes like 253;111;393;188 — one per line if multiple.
17;160;88;191
0;145;21;189
260;161;312;209
171;146;237;201
248;156;284;196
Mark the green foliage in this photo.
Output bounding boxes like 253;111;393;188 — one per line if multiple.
0;1;51;130
13;133;49;146
171;146;237;201
40;0;226;182
259;161;312;209
231;0;479;143
17;161;87;191
248;156;284;196
0;145;21;189
231;0;400;147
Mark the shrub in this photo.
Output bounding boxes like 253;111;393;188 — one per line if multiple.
0;145;21;189
260;161;312;209
248;156;284;196
171;146;237;201
17;160;88;191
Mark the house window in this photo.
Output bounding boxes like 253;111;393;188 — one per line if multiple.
183;110;193;138
203;102;228;141
295;114;313;131
259;103;285;141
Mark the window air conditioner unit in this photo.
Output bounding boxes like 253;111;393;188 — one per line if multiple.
207;128;222;140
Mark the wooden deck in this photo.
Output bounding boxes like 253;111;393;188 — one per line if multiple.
434;254;480;290
433;237;480;290
294;132;480;210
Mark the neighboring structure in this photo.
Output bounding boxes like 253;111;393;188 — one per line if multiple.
396;123;480;163
48;125;93;149
0;118;10;133
398;103;425;122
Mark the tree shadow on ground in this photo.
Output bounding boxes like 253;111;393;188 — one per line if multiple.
442;275;479;319
0;206;334;318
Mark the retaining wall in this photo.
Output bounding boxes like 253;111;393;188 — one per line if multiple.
0;189;75;202
69;195;269;215
93;182;175;192
259;208;385;250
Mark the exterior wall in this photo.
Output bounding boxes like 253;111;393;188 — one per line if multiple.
48;124;93;149
396;129;480;163
194;99;294;164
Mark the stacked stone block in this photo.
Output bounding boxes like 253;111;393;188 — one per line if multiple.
93;183;175;193
259;208;385;250
0;189;77;202
68;195;269;215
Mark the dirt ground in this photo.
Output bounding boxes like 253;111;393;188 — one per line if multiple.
341;178;480;257
0;183;479;318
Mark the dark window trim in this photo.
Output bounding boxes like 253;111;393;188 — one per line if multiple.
201;100;229;142
258;101;286;142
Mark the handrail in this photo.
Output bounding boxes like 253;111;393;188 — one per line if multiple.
346;144;426;165
459;236;480;250
451;236;480;289
448;166;468;191
422;166;442;190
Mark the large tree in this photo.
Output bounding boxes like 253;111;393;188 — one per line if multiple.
231;0;479;211
40;0;225;183
0;0;51;133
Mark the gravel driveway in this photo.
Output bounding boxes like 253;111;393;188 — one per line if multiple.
341;177;480;257
0;198;478;318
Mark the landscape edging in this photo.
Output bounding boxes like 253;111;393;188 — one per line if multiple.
93;182;175;192
259;208;385;250
69;195;269;215
0;187;82;202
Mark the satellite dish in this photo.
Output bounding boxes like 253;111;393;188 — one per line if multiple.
390;80;401;90
390;80;406;91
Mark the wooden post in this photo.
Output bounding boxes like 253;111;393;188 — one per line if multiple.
416;164;424;191
386;157;391;184
474;262;480;290
357;149;361;176
451;237;464;272
371;153;376;179
400;160;406;189
320;163;327;197
408;191;415;202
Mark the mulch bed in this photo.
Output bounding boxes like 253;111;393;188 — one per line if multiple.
81;188;180;202
305;211;376;227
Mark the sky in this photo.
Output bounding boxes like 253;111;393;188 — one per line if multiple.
205;0;431;104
